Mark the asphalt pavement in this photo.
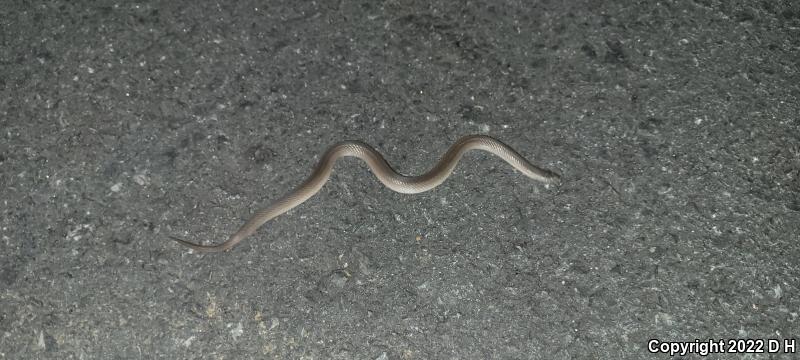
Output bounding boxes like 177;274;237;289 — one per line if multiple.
1;1;798;358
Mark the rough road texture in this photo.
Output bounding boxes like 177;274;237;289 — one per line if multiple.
1;1;798;359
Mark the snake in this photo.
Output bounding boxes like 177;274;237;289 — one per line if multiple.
171;135;560;253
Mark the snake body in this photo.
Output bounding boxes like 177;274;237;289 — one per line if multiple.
172;135;560;253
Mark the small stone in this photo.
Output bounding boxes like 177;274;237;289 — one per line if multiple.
133;173;150;186
110;182;123;192
773;284;782;299
229;322;243;340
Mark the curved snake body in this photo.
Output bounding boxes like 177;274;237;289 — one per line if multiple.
172;135;560;253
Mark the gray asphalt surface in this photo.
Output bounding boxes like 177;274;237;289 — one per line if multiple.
2;1;799;359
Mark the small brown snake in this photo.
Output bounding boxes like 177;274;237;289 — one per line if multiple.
172;135;560;253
